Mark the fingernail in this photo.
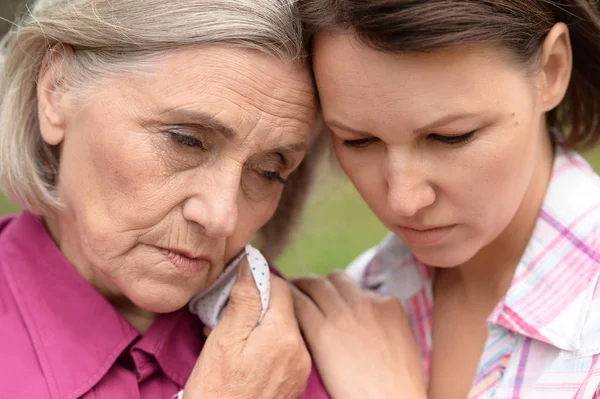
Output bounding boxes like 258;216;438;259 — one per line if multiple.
203;326;213;338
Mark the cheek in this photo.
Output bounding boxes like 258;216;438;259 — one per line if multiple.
58;118;183;258
452;125;539;233
335;142;371;188
334;142;388;216
224;189;283;260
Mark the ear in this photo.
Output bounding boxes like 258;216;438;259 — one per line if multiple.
538;22;573;112
37;44;74;146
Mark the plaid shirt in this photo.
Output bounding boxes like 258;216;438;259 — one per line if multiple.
348;148;600;398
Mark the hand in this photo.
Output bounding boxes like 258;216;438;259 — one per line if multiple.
183;259;311;399
292;270;427;399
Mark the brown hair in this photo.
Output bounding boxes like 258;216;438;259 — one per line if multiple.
299;0;600;150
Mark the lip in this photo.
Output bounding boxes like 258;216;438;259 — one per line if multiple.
160;248;211;276
394;224;456;246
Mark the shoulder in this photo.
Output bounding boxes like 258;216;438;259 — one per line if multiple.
346;234;405;276
544;150;600;228
345;246;379;282
0;252;50;398
347;234;424;300
521;150;600;353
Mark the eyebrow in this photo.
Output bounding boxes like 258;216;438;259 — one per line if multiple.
413;112;480;135
326;120;370;136
272;142;308;153
161;109;236;139
326;112;480;137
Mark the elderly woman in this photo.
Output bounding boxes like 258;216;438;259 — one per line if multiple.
294;0;600;398
0;0;329;398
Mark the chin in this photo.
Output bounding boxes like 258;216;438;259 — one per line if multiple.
410;244;479;268
126;283;195;314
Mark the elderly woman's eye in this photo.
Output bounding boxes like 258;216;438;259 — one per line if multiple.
168;132;206;150
262;171;289;185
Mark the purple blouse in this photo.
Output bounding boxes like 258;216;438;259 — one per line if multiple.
0;212;329;399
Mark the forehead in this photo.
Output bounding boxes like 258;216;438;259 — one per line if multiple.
312;33;527;128
94;46;317;147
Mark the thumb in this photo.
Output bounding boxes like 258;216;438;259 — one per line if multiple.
216;256;262;335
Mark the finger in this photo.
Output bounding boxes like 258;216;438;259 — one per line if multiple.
293;275;346;316
327;269;365;303
216;257;262;335
259;275;296;327
290;283;324;341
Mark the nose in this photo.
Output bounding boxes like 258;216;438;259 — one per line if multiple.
182;166;239;238
384;149;435;218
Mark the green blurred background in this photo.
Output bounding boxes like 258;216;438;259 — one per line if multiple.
1;2;599;277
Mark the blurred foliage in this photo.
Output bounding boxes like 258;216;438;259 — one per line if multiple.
0;0;23;37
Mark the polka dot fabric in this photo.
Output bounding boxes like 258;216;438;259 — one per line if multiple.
188;244;271;329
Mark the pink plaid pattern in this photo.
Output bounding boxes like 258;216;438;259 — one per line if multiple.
348;148;600;398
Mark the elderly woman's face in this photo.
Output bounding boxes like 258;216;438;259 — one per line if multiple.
38;46;316;313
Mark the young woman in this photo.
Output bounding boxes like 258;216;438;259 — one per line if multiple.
294;1;600;398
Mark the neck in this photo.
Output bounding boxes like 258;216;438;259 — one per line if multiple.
107;297;158;334
436;129;555;307
43;213;159;334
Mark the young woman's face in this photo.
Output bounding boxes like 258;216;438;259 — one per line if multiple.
313;33;552;267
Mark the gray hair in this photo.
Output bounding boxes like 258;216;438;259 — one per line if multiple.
0;0;321;259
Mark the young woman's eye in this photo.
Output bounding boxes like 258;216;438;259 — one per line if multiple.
262;171;289;185
342;137;378;148
430;131;476;145
168;132;206;150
